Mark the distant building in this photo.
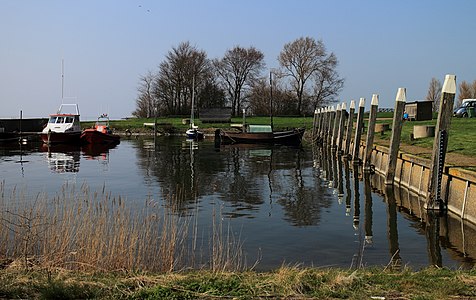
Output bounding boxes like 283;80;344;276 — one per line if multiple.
405;100;433;121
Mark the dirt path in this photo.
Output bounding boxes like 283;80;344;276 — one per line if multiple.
373;137;476;169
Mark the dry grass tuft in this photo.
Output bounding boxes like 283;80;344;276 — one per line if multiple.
0;183;244;273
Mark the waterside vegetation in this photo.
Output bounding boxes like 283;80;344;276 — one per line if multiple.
0;179;474;299
1;265;475;299
95;115;476;158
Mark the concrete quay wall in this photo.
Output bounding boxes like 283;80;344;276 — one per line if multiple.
363;144;476;225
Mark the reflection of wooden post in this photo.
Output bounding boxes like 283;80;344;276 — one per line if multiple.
384;185;401;269
385;88;406;185
364;173;373;246
364;94;379;171
327;106;335;145
337;103;346;154
427;74;456;211
332;104;341;149
344;100;355;157
352;98;365;163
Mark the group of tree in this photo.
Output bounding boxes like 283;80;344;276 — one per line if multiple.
426;77;476;110
133;37;344;118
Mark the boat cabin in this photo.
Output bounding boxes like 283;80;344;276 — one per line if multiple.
247;125;272;133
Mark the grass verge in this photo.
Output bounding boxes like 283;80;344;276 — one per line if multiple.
0;266;475;299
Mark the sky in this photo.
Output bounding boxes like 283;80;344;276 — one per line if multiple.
1;0;475;120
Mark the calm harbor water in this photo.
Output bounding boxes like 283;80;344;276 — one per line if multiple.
0;136;475;270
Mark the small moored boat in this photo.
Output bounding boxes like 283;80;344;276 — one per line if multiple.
81;114;120;145
216;125;305;146
40;104;82;145
185;76;204;140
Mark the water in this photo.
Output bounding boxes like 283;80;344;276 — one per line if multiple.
0;137;475;270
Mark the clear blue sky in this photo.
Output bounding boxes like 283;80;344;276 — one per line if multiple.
1;0;475;120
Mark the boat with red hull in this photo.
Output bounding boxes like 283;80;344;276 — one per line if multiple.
81;114;120;145
40;104;82;145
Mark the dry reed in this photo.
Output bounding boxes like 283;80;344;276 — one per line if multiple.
0;182;244;273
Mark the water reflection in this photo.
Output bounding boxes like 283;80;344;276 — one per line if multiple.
1;138;476;269
40;144;81;173
39;143;118;173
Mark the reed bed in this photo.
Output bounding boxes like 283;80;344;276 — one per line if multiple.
0;182;244;273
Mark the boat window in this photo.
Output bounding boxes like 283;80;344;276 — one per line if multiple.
56;117;65;123
65;116;74;123
49;117;57;123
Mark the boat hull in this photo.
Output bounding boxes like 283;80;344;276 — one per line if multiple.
186;129;204;140
40;131;81;145
81;129;120;145
217;128;305;145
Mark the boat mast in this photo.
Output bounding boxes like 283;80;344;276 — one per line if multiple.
61;59;64;103
269;72;274;130
190;75;195;128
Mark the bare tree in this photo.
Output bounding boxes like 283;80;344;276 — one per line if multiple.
426;77;441;112
152;42;210;115
249;76;295;116
133;71;156;118
457;80;474;108
278;37;343;115
214;46;265;116
311;53;344;112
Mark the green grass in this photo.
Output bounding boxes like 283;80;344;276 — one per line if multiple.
83;114;476;158
1;266;475;299
368;117;476;157
83;116;314;133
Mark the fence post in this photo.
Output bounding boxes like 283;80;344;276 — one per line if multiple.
385;88;406;185
320;107;329;143
312;109;318;141
426;74;456;211
337;102;346;154
352;98;365;163
332;104;341;149
344;100;355;157
363;94;379;172
327;106;335;145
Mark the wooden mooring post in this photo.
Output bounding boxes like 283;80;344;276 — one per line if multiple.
352;98;365;164
327;106;335;145
332;104;341;149
337;103;346;154
426;74;456;211
385;88;406;185
312;109;319;141
363;94;379;172
320;107;328;143
344;100;355;157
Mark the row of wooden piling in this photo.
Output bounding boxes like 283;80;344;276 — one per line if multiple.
311;74;457;212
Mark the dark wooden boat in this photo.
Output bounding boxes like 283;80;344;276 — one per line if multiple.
216;125;305;146
81;114;120;145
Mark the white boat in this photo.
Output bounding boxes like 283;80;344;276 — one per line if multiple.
185;76;204;140
40;104;81;145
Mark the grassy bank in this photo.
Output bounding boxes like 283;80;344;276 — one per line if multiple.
98;115;476;158
85;116;314;133
1;266;475;299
